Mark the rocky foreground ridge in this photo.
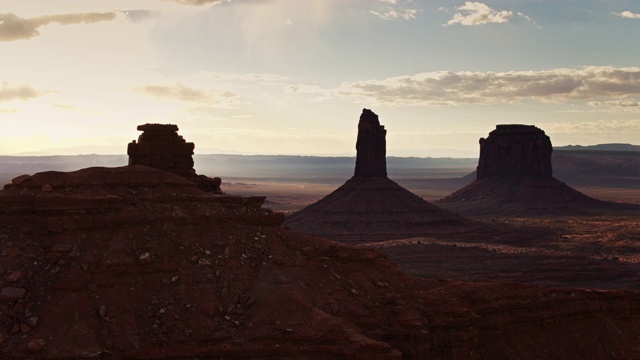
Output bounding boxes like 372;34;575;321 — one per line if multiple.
0;166;640;359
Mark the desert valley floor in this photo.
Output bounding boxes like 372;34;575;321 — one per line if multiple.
224;175;640;290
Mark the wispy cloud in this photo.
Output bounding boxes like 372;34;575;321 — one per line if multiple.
370;0;419;21
517;12;539;28
613;11;640;19
284;84;334;101
545;119;640;136
337;67;640;106
0;12;119;42
163;0;224;5
0;83;43;102
588;99;640;107
136;83;239;106
121;10;160;22
445;2;512;26
203;72;289;82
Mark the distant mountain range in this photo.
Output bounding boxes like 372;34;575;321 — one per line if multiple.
555;143;640;152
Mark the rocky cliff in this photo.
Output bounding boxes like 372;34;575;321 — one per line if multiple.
1;167;640;359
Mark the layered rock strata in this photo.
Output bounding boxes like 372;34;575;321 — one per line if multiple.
128;123;221;193
1;168;640;358
477;124;552;179
128;124;196;178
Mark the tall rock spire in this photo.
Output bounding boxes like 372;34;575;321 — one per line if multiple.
285;109;468;242
354;109;387;178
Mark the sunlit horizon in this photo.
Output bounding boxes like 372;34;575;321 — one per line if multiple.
2;1;640;157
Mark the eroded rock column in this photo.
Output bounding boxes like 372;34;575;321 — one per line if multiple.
354;109;387;178
127;124;196;178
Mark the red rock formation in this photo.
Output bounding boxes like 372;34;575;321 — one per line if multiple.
477;124;553;179
286;109;469;242
355;109;387;178
2;167;640;358
439;124;640;216
127;123;222;193
128;124;196;178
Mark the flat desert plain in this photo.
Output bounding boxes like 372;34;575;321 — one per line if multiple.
224;171;640;291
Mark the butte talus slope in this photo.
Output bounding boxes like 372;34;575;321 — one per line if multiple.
285;109;474;243
438;124;640;216
1;123;640;358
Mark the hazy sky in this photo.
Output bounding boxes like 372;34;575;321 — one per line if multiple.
1;0;639;157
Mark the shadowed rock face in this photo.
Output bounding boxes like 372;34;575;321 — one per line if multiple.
285;109;469;242
439;124;640;216
355;109;387;178
4;168;640;359
127;123;221;193
127;124;196;178
477;125;553;180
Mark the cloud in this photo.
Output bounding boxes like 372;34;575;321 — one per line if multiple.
0;83;43;102
613;11;640;19
136;83;239;106
545;119;640;135
162;0;230;5
370;8;418;21
370;0;419;21
588;99;640;107
284;84;334;101
445;2;512;26
205;72;289;82
517;12;539;28
121;10;160;22
337;66;640;106
0;12;118;41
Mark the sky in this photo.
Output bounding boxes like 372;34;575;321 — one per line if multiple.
1;0;640;157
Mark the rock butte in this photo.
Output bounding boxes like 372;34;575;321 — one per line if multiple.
438;124;640;216
128;123;222;193
285;109;474;243
1;123;640;358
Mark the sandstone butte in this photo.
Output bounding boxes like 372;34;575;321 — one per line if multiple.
438;124;640;216
285;109;478;243
0;122;638;359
